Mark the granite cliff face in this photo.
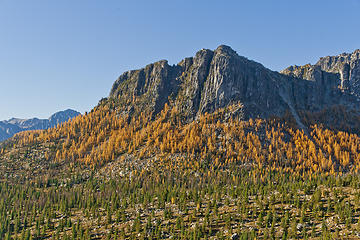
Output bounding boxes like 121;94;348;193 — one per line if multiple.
109;46;360;127
0;109;80;141
317;50;360;94
282;49;360;98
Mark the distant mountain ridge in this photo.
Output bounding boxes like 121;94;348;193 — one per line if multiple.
0;109;80;141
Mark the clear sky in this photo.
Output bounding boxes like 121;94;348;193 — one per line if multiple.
0;0;359;120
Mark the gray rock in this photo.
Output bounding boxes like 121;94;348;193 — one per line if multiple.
297;223;304;231
231;233;240;240
282;49;360;100
316;49;360;95
109;45;360;130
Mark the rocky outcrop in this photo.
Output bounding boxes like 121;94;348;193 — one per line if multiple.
316;50;360;96
110;60;182;117
282;49;360;98
0;109;80;141
109;45;360;127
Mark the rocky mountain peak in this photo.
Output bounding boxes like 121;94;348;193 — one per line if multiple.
214;44;237;55
283;49;360;98
316;49;360;71
109;46;360;129
48;109;81;126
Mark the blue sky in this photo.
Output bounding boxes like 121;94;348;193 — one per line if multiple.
0;0;359;120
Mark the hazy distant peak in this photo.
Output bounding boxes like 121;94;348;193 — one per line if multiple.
0;109;81;142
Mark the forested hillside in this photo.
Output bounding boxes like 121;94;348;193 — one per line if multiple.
1;46;360;239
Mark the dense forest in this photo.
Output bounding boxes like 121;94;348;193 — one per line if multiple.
1;102;360;239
